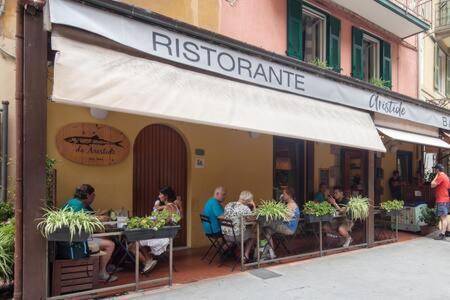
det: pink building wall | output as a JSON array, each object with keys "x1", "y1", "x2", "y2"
[{"x1": 219, "y1": 0, "x2": 418, "y2": 99}]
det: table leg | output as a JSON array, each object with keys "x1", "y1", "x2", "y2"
[
  {"x1": 256, "y1": 222, "x2": 260, "y2": 268},
  {"x1": 240, "y1": 216, "x2": 244, "y2": 271},
  {"x1": 169, "y1": 238, "x2": 173, "y2": 286},
  {"x1": 135, "y1": 241, "x2": 139, "y2": 291},
  {"x1": 319, "y1": 221, "x2": 323, "y2": 257},
  {"x1": 395, "y1": 215, "x2": 399, "y2": 241}
]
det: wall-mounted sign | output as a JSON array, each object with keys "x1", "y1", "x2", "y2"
[
  {"x1": 195, "y1": 157, "x2": 205, "y2": 168},
  {"x1": 56, "y1": 123, "x2": 130, "y2": 166}
]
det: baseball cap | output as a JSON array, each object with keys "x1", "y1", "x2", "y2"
[{"x1": 432, "y1": 163, "x2": 444, "y2": 171}]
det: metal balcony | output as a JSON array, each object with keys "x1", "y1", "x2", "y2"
[{"x1": 331, "y1": 0, "x2": 431, "y2": 38}]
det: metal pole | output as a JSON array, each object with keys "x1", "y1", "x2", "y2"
[
  {"x1": 395, "y1": 215, "x2": 399, "y2": 241},
  {"x1": 240, "y1": 215, "x2": 244, "y2": 271},
  {"x1": 135, "y1": 242, "x2": 139, "y2": 291},
  {"x1": 1, "y1": 101, "x2": 9, "y2": 203},
  {"x1": 319, "y1": 221, "x2": 323, "y2": 257},
  {"x1": 256, "y1": 221, "x2": 260, "y2": 268},
  {"x1": 169, "y1": 238, "x2": 173, "y2": 286}
]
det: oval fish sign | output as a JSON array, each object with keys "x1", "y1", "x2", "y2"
[{"x1": 56, "y1": 123, "x2": 130, "y2": 166}]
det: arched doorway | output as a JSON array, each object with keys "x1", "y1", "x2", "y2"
[{"x1": 133, "y1": 124, "x2": 187, "y2": 246}]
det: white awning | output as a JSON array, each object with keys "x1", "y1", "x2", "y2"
[
  {"x1": 51, "y1": 35, "x2": 386, "y2": 152},
  {"x1": 377, "y1": 126, "x2": 450, "y2": 149}
]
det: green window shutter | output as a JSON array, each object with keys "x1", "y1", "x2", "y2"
[
  {"x1": 327, "y1": 15, "x2": 341, "y2": 73},
  {"x1": 446, "y1": 56, "x2": 450, "y2": 97},
  {"x1": 351, "y1": 27, "x2": 363, "y2": 80},
  {"x1": 434, "y1": 44, "x2": 440, "y2": 91},
  {"x1": 287, "y1": 0, "x2": 303, "y2": 60},
  {"x1": 380, "y1": 41, "x2": 392, "y2": 89}
]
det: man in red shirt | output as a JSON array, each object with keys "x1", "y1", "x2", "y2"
[{"x1": 431, "y1": 163, "x2": 450, "y2": 240}]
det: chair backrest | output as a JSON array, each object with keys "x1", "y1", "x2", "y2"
[
  {"x1": 219, "y1": 218, "x2": 237, "y2": 241},
  {"x1": 200, "y1": 214, "x2": 215, "y2": 235}
]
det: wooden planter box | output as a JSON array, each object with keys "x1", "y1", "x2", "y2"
[
  {"x1": 51, "y1": 256, "x2": 99, "y2": 296},
  {"x1": 47, "y1": 227, "x2": 90, "y2": 242},
  {"x1": 304, "y1": 214, "x2": 333, "y2": 223},
  {"x1": 124, "y1": 225, "x2": 180, "y2": 242}
]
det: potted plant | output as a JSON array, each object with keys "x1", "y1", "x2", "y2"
[
  {"x1": 123, "y1": 210, "x2": 181, "y2": 242},
  {"x1": 346, "y1": 196, "x2": 370, "y2": 222},
  {"x1": 380, "y1": 199, "x2": 404, "y2": 216},
  {"x1": 37, "y1": 207, "x2": 104, "y2": 242},
  {"x1": 303, "y1": 201, "x2": 335, "y2": 223},
  {"x1": 0, "y1": 218, "x2": 15, "y2": 295},
  {"x1": 0, "y1": 202, "x2": 14, "y2": 223},
  {"x1": 419, "y1": 207, "x2": 439, "y2": 236},
  {"x1": 255, "y1": 200, "x2": 290, "y2": 226}
]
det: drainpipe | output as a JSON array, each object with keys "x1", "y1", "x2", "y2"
[
  {"x1": 14, "y1": 1, "x2": 24, "y2": 299},
  {"x1": 1, "y1": 101, "x2": 9, "y2": 203}
]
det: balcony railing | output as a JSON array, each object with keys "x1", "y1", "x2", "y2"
[
  {"x1": 436, "y1": 0, "x2": 450, "y2": 28},
  {"x1": 391, "y1": 0, "x2": 433, "y2": 23}
]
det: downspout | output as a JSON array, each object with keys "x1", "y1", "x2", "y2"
[
  {"x1": 1, "y1": 101, "x2": 9, "y2": 203},
  {"x1": 14, "y1": 1, "x2": 24, "y2": 299}
]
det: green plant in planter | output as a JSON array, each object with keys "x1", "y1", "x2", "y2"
[
  {"x1": 303, "y1": 201, "x2": 335, "y2": 217},
  {"x1": 255, "y1": 200, "x2": 290, "y2": 222},
  {"x1": 346, "y1": 196, "x2": 369, "y2": 221},
  {"x1": 0, "y1": 202, "x2": 14, "y2": 223},
  {"x1": 127, "y1": 209, "x2": 181, "y2": 230},
  {"x1": 37, "y1": 207, "x2": 104, "y2": 241},
  {"x1": 0, "y1": 219, "x2": 15, "y2": 281},
  {"x1": 419, "y1": 207, "x2": 439, "y2": 226},
  {"x1": 369, "y1": 77, "x2": 390, "y2": 89},
  {"x1": 380, "y1": 199, "x2": 404, "y2": 212},
  {"x1": 309, "y1": 58, "x2": 332, "y2": 70}
]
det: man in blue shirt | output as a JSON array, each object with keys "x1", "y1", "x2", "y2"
[
  {"x1": 202, "y1": 187, "x2": 226, "y2": 235},
  {"x1": 314, "y1": 183, "x2": 329, "y2": 203}
]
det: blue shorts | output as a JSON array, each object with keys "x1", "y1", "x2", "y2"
[{"x1": 436, "y1": 203, "x2": 450, "y2": 217}]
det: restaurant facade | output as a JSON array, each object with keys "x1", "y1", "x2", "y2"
[{"x1": 13, "y1": 0, "x2": 450, "y2": 298}]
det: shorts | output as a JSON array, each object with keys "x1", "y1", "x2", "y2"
[
  {"x1": 436, "y1": 202, "x2": 450, "y2": 217},
  {"x1": 264, "y1": 223, "x2": 295, "y2": 236}
]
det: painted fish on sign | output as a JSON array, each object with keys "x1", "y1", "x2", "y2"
[{"x1": 56, "y1": 123, "x2": 130, "y2": 166}]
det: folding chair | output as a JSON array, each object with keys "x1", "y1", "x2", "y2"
[
  {"x1": 200, "y1": 214, "x2": 225, "y2": 264},
  {"x1": 218, "y1": 218, "x2": 241, "y2": 271},
  {"x1": 270, "y1": 217, "x2": 301, "y2": 255}
]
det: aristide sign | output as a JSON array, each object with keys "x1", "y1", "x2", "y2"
[{"x1": 50, "y1": 0, "x2": 450, "y2": 129}]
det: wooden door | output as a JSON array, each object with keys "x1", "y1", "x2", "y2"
[
  {"x1": 342, "y1": 149, "x2": 368, "y2": 197},
  {"x1": 133, "y1": 124, "x2": 187, "y2": 246}
]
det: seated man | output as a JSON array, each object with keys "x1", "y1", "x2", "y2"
[
  {"x1": 324, "y1": 187, "x2": 354, "y2": 248},
  {"x1": 314, "y1": 183, "x2": 329, "y2": 203},
  {"x1": 202, "y1": 186, "x2": 226, "y2": 235},
  {"x1": 64, "y1": 184, "x2": 117, "y2": 282}
]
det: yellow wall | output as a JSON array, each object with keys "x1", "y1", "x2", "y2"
[
  {"x1": 47, "y1": 102, "x2": 273, "y2": 248},
  {"x1": 122, "y1": 0, "x2": 220, "y2": 32},
  {"x1": 380, "y1": 143, "x2": 419, "y2": 202}
]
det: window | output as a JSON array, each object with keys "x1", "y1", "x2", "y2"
[
  {"x1": 287, "y1": 0, "x2": 341, "y2": 72},
  {"x1": 362, "y1": 34, "x2": 380, "y2": 82},
  {"x1": 302, "y1": 7, "x2": 326, "y2": 63},
  {"x1": 352, "y1": 27, "x2": 391, "y2": 88},
  {"x1": 434, "y1": 44, "x2": 447, "y2": 95}
]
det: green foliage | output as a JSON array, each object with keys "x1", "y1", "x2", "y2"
[
  {"x1": 369, "y1": 77, "x2": 389, "y2": 89},
  {"x1": 255, "y1": 200, "x2": 290, "y2": 222},
  {"x1": 419, "y1": 207, "x2": 439, "y2": 226},
  {"x1": 309, "y1": 58, "x2": 331, "y2": 70},
  {"x1": 346, "y1": 196, "x2": 369, "y2": 221},
  {"x1": 0, "y1": 202, "x2": 14, "y2": 223},
  {"x1": 0, "y1": 219, "x2": 15, "y2": 281},
  {"x1": 37, "y1": 207, "x2": 104, "y2": 241},
  {"x1": 46, "y1": 156, "x2": 57, "y2": 206},
  {"x1": 303, "y1": 201, "x2": 335, "y2": 217},
  {"x1": 127, "y1": 209, "x2": 181, "y2": 230},
  {"x1": 381, "y1": 200, "x2": 404, "y2": 212},
  {"x1": 424, "y1": 171, "x2": 435, "y2": 183}
]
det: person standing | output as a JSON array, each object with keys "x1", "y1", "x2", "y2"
[
  {"x1": 389, "y1": 170, "x2": 402, "y2": 200},
  {"x1": 430, "y1": 164, "x2": 450, "y2": 240},
  {"x1": 202, "y1": 186, "x2": 226, "y2": 235}
]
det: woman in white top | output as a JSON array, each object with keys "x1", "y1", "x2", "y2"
[{"x1": 130, "y1": 186, "x2": 181, "y2": 273}]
